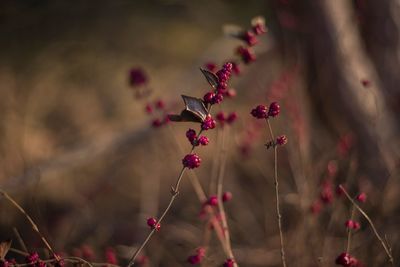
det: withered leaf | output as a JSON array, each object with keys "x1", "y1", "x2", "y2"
[
  {"x1": 0, "y1": 239, "x2": 11, "y2": 260},
  {"x1": 200, "y1": 68, "x2": 219, "y2": 88},
  {"x1": 168, "y1": 95, "x2": 208, "y2": 123}
]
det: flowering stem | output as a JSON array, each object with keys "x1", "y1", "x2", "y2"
[
  {"x1": 166, "y1": 124, "x2": 230, "y2": 255},
  {"x1": 265, "y1": 119, "x2": 287, "y2": 267},
  {"x1": 0, "y1": 189, "x2": 60, "y2": 261},
  {"x1": 128, "y1": 167, "x2": 186, "y2": 266},
  {"x1": 216, "y1": 126, "x2": 238, "y2": 266},
  {"x1": 339, "y1": 185, "x2": 394, "y2": 266}
]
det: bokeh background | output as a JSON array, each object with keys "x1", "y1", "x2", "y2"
[{"x1": 1, "y1": 0, "x2": 399, "y2": 266}]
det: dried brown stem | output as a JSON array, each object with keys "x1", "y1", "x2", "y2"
[
  {"x1": 266, "y1": 119, "x2": 287, "y2": 267},
  {"x1": 216, "y1": 126, "x2": 237, "y2": 266},
  {"x1": 0, "y1": 189, "x2": 60, "y2": 261},
  {"x1": 339, "y1": 185, "x2": 394, "y2": 266},
  {"x1": 13, "y1": 227, "x2": 28, "y2": 253},
  {"x1": 346, "y1": 205, "x2": 356, "y2": 253},
  {"x1": 128, "y1": 167, "x2": 186, "y2": 266}
]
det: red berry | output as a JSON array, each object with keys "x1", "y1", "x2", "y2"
[
  {"x1": 222, "y1": 192, "x2": 232, "y2": 202},
  {"x1": 243, "y1": 30, "x2": 258, "y2": 46},
  {"x1": 147, "y1": 217, "x2": 160, "y2": 230},
  {"x1": 186, "y1": 129, "x2": 197, "y2": 142},
  {"x1": 356, "y1": 192, "x2": 367, "y2": 203},
  {"x1": 231, "y1": 62, "x2": 241, "y2": 75},
  {"x1": 207, "y1": 195, "x2": 218, "y2": 206},
  {"x1": 320, "y1": 188, "x2": 334, "y2": 204},
  {"x1": 227, "y1": 112, "x2": 238, "y2": 124},
  {"x1": 187, "y1": 254, "x2": 201, "y2": 264},
  {"x1": 327, "y1": 160, "x2": 338, "y2": 177},
  {"x1": 216, "y1": 111, "x2": 226, "y2": 121},
  {"x1": 268, "y1": 102, "x2": 280, "y2": 117},
  {"x1": 198, "y1": 136, "x2": 209, "y2": 146},
  {"x1": 253, "y1": 23, "x2": 267, "y2": 35},
  {"x1": 203, "y1": 92, "x2": 216, "y2": 104},
  {"x1": 353, "y1": 221, "x2": 361, "y2": 230},
  {"x1": 345, "y1": 220, "x2": 354, "y2": 229},
  {"x1": 225, "y1": 88, "x2": 236, "y2": 98},
  {"x1": 251, "y1": 105, "x2": 268, "y2": 119},
  {"x1": 182, "y1": 154, "x2": 202, "y2": 169},
  {"x1": 276, "y1": 135, "x2": 288, "y2": 146},
  {"x1": 237, "y1": 46, "x2": 256, "y2": 64},
  {"x1": 201, "y1": 115, "x2": 216, "y2": 130},
  {"x1": 223, "y1": 258, "x2": 235, "y2": 267},
  {"x1": 145, "y1": 103, "x2": 153, "y2": 114},
  {"x1": 310, "y1": 200, "x2": 322, "y2": 215},
  {"x1": 129, "y1": 68, "x2": 148, "y2": 87},
  {"x1": 152, "y1": 118, "x2": 163, "y2": 128}
]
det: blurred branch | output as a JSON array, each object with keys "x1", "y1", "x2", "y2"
[{"x1": 4, "y1": 122, "x2": 152, "y2": 191}]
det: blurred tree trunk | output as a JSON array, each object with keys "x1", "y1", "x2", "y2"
[{"x1": 287, "y1": 0, "x2": 399, "y2": 187}]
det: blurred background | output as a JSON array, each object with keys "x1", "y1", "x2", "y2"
[{"x1": 0, "y1": 0, "x2": 399, "y2": 266}]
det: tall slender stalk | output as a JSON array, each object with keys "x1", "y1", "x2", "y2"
[
  {"x1": 265, "y1": 119, "x2": 287, "y2": 267},
  {"x1": 128, "y1": 167, "x2": 186, "y2": 266},
  {"x1": 346, "y1": 206, "x2": 355, "y2": 253},
  {"x1": 216, "y1": 126, "x2": 238, "y2": 266},
  {"x1": 128, "y1": 126, "x2": 208, "y2": 266},
  {"x1": 339, "y1": 185, "x2": 394, "y2": 266}
]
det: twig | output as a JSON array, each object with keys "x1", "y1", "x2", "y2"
[
  {"x1": 339, "y1": 185, "x2": 394, "y2": 266},
  {"x1": 0, "y1": 189, "x2": 60, "y2": 261},
  {"x1": 13, "y1": 227, "x2": 28, "y2": 253},
  {"x1": 166, "y1": 124, "x2": 230, "y2": 255},
  {"x1": 128, "y1": 167, "x2": 186, "y2": 266},
  {"x1": 265, "y1": 119, "x2": 287, "y2": 267},
  {"x1": 346, "y1": 205, "x2": 356, "y2": 253}
]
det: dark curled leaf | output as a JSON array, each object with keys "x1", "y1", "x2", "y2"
[
  {"x1": 200, "y1": 68, "x2": 219, "y2": 88},
  {"x1": 168, "y1": 95, "x2": 208, "y2": 123}
]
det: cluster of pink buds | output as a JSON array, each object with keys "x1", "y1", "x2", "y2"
[
  {"x1": 186, "y1": 129, "x2": 209, "y2": 147},
  {"x1": 251, "y1": 102, "x2": 280, "y2": 119},
  {"x1": 128, "y1": 67, "x2": 171, "y2": 128},
  {"x1": 147, "y1": 217, "x2": 161, "y2": 231},
  {"x1": 335, "y1": 252, "x2": 363, "y2": 267},
  {"x1": 310, "y1": 161, "x2": 343, "y2": 214},
  {"x1": 182, "y1": 154, "x2": 202, "y2": 169},
  {"x1": 234, "y1": 17, "x2": 266, "y2": 65},
  {"x1": 187, "y1": 247, "x2": 206, "y2": 265},
  {"x1": 25, "y1": 252, "x2": 46, "y2": 267},
  {"x1": 128, "y1": 68, "x2": 151, "y2": 99},
  {"x1": 251, "y1": 102, "x2": 287, "y2": 149},
  {"x1": 201, "y1": 115, "x2": 217, "y2": 130},
  {"x1": 203, "y1": 62, "x2": 234, "y2": 105},
  {"x1": 145, "y1": 99, "x2": 170, "y2": 128}
]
